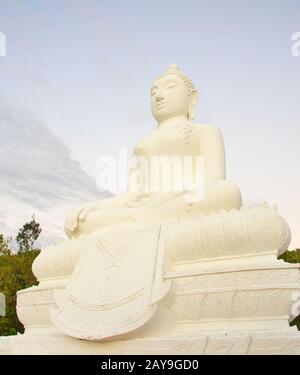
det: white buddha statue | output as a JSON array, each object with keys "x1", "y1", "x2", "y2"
[
  {"x1": 65, "y1": 64, "x2": 242, "y2": 238},
  {"x1": 8, "y1": 65, "x2": 298, "y2": 354}
]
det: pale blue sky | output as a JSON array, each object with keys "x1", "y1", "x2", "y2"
[{"x1": 0, "y1": 0, "x2": 299, "y2": 246}]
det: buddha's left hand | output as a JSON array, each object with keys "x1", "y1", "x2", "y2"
[{"x1": 78, "y1": 202, "x2": 100, "y2": 221}]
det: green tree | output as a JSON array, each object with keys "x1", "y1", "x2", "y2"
[
  {"x1": 0, "y1": 235, "x2": 12, "y2": 256},
  {"x1": 0, "y1": 217, "x2": 42, "y2": 335},
  {"x1": 0, "y1": 249, "x2": 40, "y2": 336},
  {"x1": 278, "y1": 248, "x2": 300, "y2": 264},
  {"x1": 16, "y1": 215, "x2": 41, "y2": 253}
]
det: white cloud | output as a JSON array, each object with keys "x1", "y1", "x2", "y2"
[{"x1": 0, "y1": 105, "x2": 111, "y2": 245}]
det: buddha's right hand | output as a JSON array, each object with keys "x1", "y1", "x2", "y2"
[{"x1": 64, "y1": 202, "x2": 99, "y2": 233}]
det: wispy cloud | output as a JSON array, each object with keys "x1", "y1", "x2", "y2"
[{"x1": 0, "y1": 105, "x2": 110, "y2": 243}]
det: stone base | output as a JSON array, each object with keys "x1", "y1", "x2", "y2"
[
  {"x1": 16, "y1": 254, "x2": 300, "y2": 336},
  {"x1": 1, "y1": 205, "x2": 298, "y2": 355},
  {"x1": 1, "y1": 330, "x2": 300, "y2": 355}
]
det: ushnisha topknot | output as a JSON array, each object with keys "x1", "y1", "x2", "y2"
[{"x1": 157, "y1": 64, "x2": 198, "y2": 97}]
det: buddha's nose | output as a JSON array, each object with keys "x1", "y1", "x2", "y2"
[
  {"x1": 156, "y1": 92, "x2": 165, "y2": 102},
  {"x1": 156, "y1": 87, "x2": 165, "y2": 101}
]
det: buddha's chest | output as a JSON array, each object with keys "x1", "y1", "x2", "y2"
[{"x1": 136, "y1": 126, "x2": 199, "y2": 157}]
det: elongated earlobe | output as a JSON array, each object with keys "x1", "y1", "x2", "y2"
[
  {"x1": 188, "y1": 105, "x2": 195, "y2": 120},
  {"x1": 188, "y1": 92, "x2": 198, "y2": 121}
]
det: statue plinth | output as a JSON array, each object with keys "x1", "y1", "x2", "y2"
[{"x1": 1, "y1": 204, "x2": 299, "y2": 354}]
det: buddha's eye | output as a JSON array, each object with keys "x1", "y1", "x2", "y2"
[
  {"x1": 151, "y1": 89, "x2": 158, "y2": 96},
  {"x1": 166, "y1": 84, "x2": 178, "y2": 89}
]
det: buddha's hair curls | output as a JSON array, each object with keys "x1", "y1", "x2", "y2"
[{"x1": 158, "y1": 64, "x2": 198, "y2": 97}]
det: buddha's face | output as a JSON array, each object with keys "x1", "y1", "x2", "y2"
[{"x1": 151, "y1": 74, "x2": 191, "y2": 123}]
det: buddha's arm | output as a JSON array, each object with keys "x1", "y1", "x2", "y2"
[
  {"x1": 76, "y1": 143, "x2": 146, "y2": 212},
  {"x1": 126, "y1": 140, "x2": 153, "y2": 200},
  {"x1": 89, "y1": 192, "x2": 135, "y2": 208},
  {"x1": 90, "y1": 144, "x2": 150, "y2": 209},
  {"x1": 64, "y1": 146, "x2": 145, "y2": 233},
  {"x1": 64, "y1": 192, "x2": 135, "y2": 234},
  {"x1": 192, "y1": 124, "x2": 241, "y2": 209},
  {"x1": 196, "y1": 124, "x2": 226, "y2": 185}
]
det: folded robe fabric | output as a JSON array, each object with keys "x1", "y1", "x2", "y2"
[{"x1": 51, "y1": 224, "x2": 171, "y2": 340}]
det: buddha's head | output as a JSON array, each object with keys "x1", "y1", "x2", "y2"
[{"x1": 151, "y1": 64, "x2": 198, "y2": 123}]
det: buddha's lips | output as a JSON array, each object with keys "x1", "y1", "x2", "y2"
[{"x1": 156, "y1": 101, "x2": 167, "y2": 109}]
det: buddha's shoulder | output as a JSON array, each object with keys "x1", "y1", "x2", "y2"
[{"x1": 192, "y1": 123, "x2": 223, "y2": 138}]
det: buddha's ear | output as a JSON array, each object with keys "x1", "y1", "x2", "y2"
[{"x1": 188, "y1": 91, "x2": 198, "y2": 121}]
